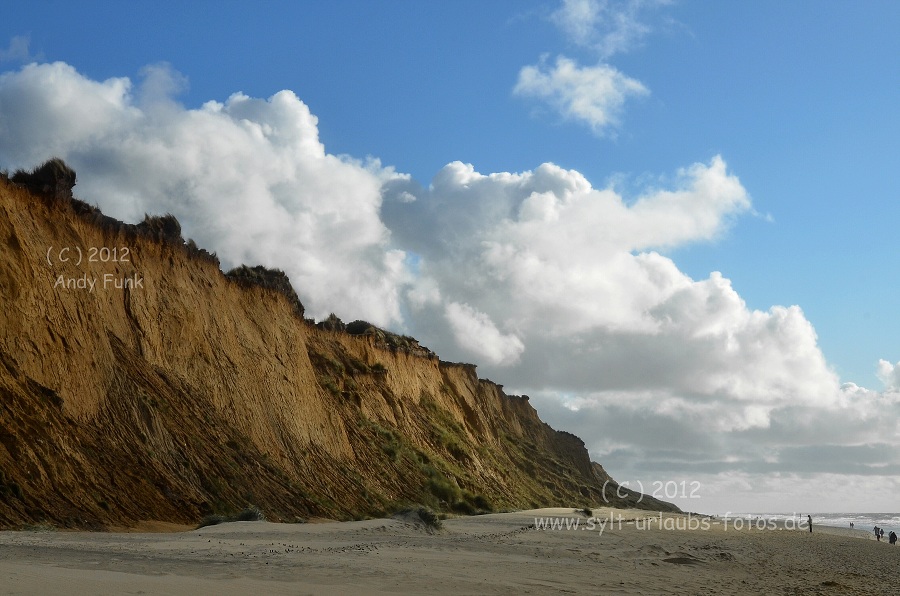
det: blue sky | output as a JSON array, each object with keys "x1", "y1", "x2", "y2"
[
  {"x1": 12, "y1": 0, "x2": 893, "y2": 384},
  {"x1": 2, "y1": 1, "x2": 899, "y2": 512}
]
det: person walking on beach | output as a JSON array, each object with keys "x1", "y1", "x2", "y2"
[
  {"x1": 807, "y1": 515, "x2": 812, "y2": 533},
  {"x1": 874, "y1": 526, "x2": 881, "y2": 541},
  {"x1": 889, "y1": 531, "x2": 897, "y2": 545}
]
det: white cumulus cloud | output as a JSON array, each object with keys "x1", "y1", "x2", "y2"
[
  {"x1": 0, "y1": 61, "x2": 409, "y2": 325},
  {"x1": 0, "y1": 35, "x2": 40, "y2": 64},
  {"x1": 445, "y1": 302, "x2": 525, "y2": 366},
  {"x1": 551, "y1": 0, "x2": 658, "y2": 59},
  {"x1": 877, "y1": 359, "x2": 900, "y2": 391},
  {"x1": 516, "y1": 0, "x2": 671, "y2": 135},
  {"x1": 383, "y1": 157, "x2": 837, "y2": 423},
  {"x1": 515, "y1": 55, "x2": 648, "y2": 135}
]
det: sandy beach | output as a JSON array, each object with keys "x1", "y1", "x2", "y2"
[{"x1": 0, "y1": 508, "x2": 895, "y2": 595}]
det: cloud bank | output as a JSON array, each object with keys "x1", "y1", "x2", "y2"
[
  {"x1": 382, "y1": 156, "x2": 838, "y2": 417},
  {"x1": 2, "y1": 59, "x2": 898, "y2": 512}
]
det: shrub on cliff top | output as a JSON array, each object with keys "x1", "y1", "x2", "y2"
[
  {"x1": 136, "y1": 213, "x2": 183, "y2": 243},
  {"x1": 11, "y1": 157, "x2": 76, "y2": 201},
  {"x1": 225, "y1": 264, "x2": 305, "y2": 318},
  {"x1": 316, "y1": 313, "x2": 346, "y2": 332},
  {"x1": 345, "y1": 320, "x2": 437, "y2": 358},
  {"x1": 185, "y1": 238, "x2": 221, "y2": 267},
  {"x1": 346, "y1": 320, "x2": 378, "y2": 336}
]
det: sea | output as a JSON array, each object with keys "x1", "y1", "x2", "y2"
[{"x1": 731, "y1": 513, "x2": 900, "y2": 534}]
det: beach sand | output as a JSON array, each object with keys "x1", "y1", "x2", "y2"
[{"x1": 1, "y1": 508, "x2": 895, "y2": 595}]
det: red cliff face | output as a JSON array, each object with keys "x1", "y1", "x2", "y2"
[{"x1": 0, "y1": 175, "x2": 677, "y2": 529}]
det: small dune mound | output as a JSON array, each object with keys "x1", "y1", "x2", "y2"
[
  {"x1": 197, "y1": 506, "x2": 266, "y2": 529},
  {"x1": 391, "y1": 507, "x2": 444, "y2": 532}
]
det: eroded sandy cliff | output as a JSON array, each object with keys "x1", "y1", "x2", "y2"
[{"x1": 0, "y1": 174, "x2": 676, "y2": 529}]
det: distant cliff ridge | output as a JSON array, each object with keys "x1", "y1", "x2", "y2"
[{"x1": 0, "y1": 162, "x2": 677, "y2": 529}]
